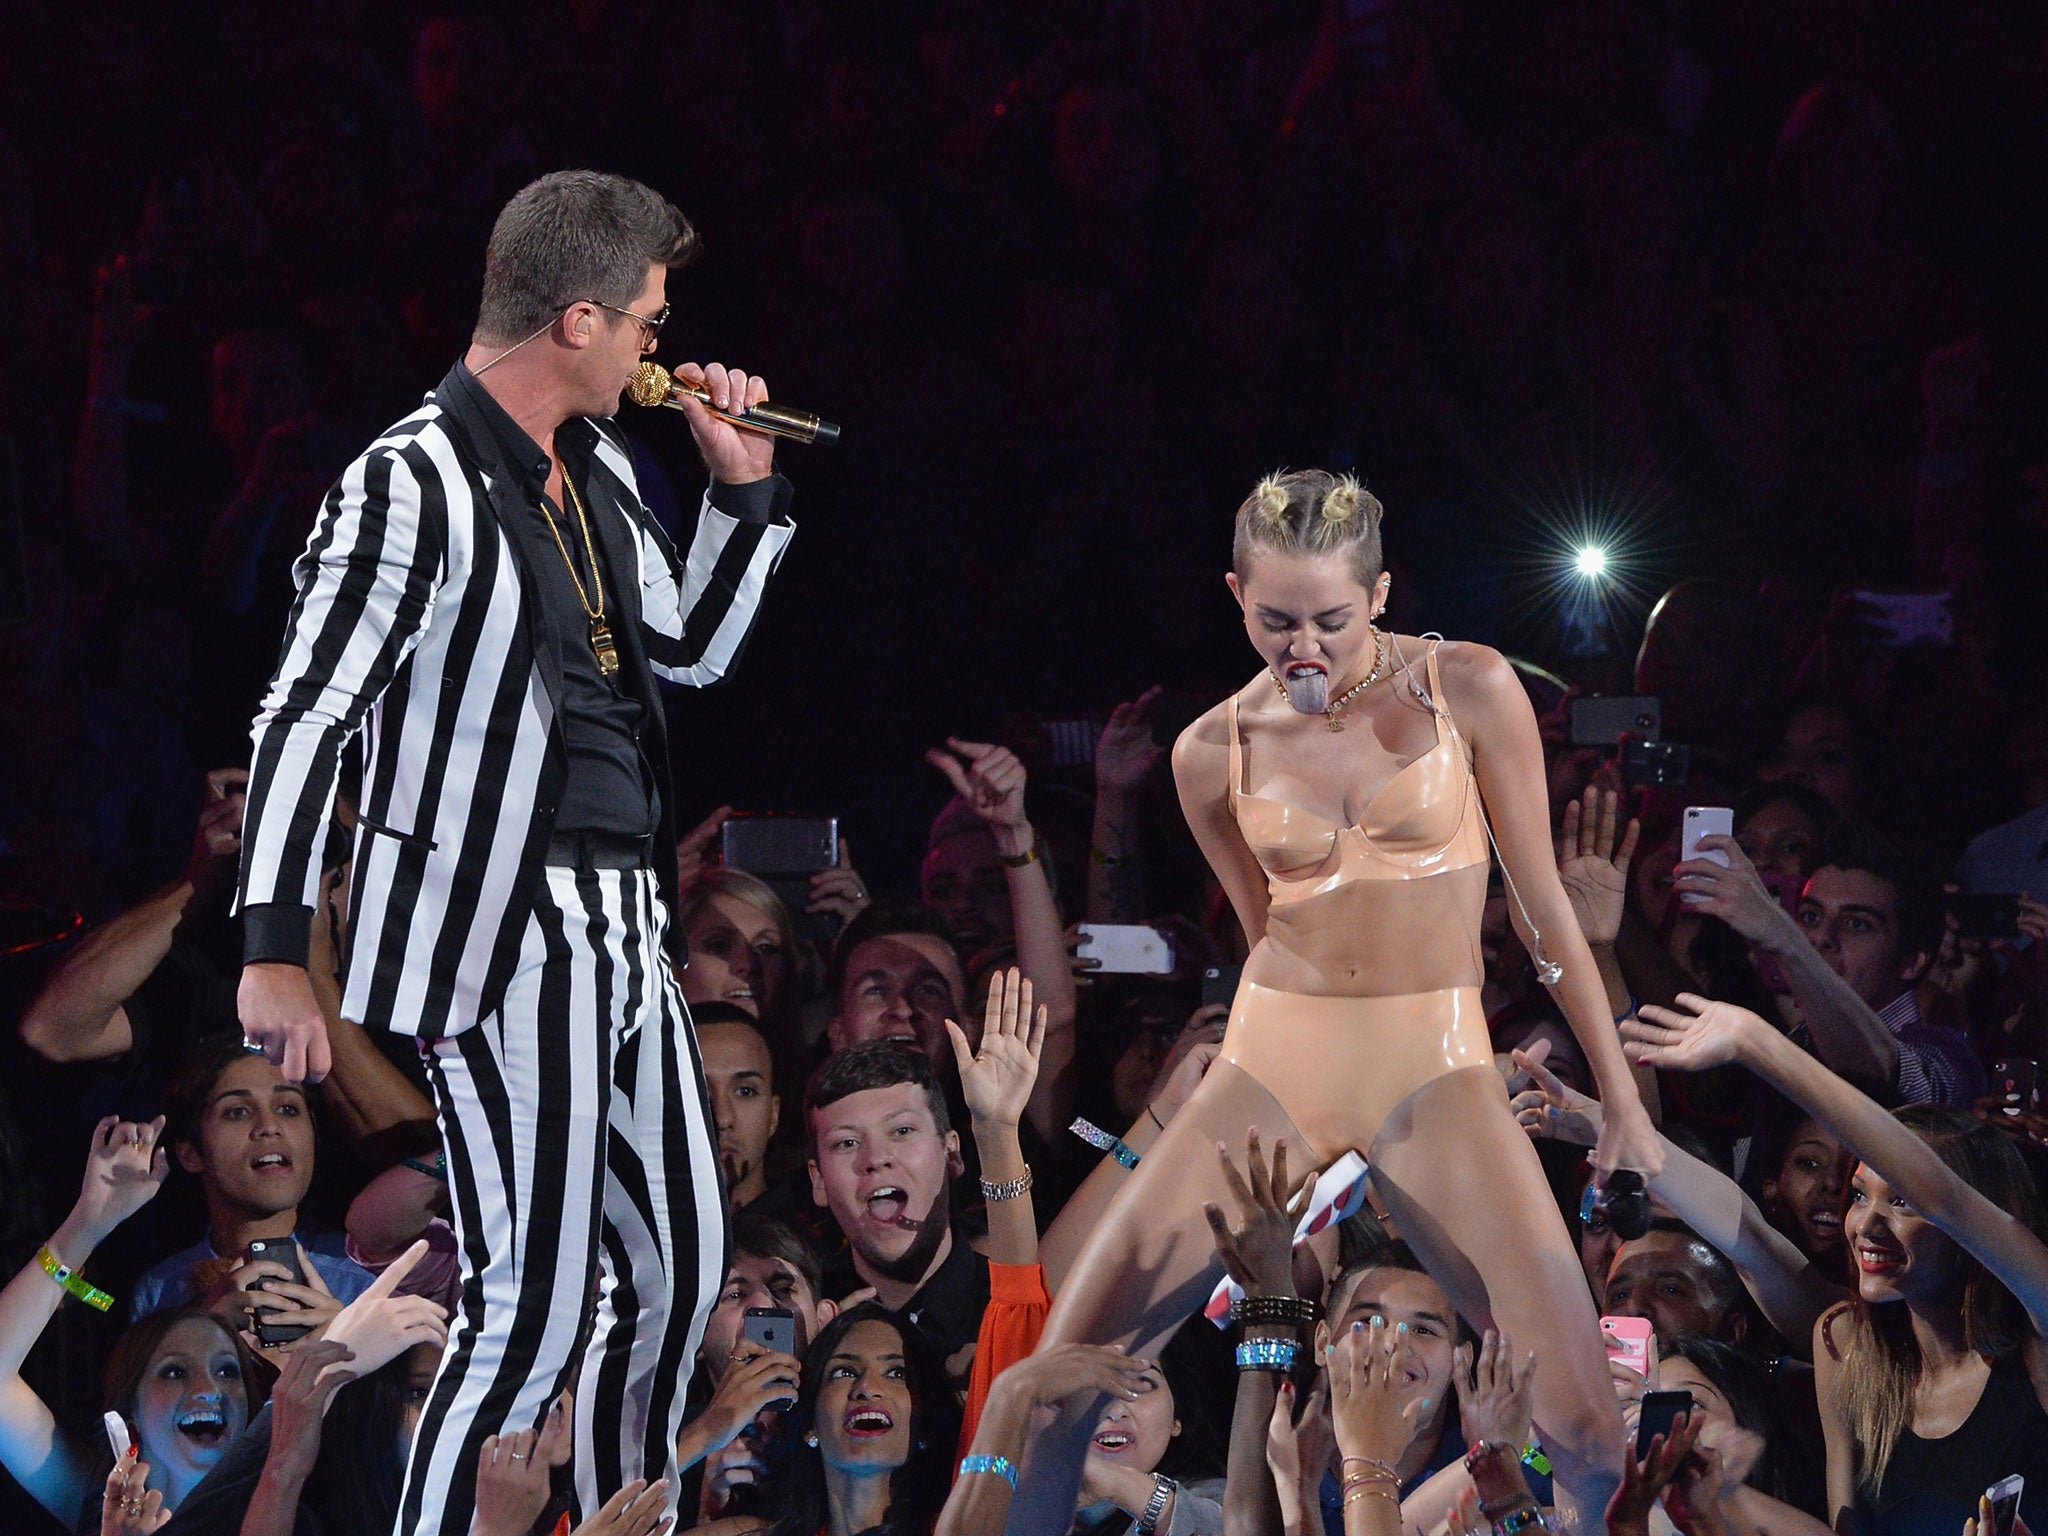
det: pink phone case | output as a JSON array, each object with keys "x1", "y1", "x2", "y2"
[{"x1": 1601, "y1": 1315, "x2": 1657, "y2": 1380}]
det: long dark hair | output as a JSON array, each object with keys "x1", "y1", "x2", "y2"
[
  {"x1": 300, "y1": 1350, "x2": 422, "y2": 1536},
  {"x1": 762, "y1": 1303, "x2": 957, "y2": 1536},
  {"x1": 1663, "y1": 1334, "x2": 1785, "y2": 1500}
]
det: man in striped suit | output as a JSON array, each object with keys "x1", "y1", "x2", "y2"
[{"x1": 234, "y1": 170, "x2": 793, "y2": 1536}]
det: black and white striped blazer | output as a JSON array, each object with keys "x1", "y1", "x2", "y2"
[{"x1": 236, "y1": 363, "x2": 793, "y2": 1039}]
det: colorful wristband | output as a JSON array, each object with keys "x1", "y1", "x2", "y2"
[
  {"x1": 1234, "y1": 1337, "x2": 1299, "y2": 1372},
  {"x1": 1522, "y1": 1440, "x2": 1552, "y2": 1476},
  {"x1": 1070, "y1": 1117, "x2": 1140, "y2": 1169},
  {"x1": 1494, "y1": 1507, "x2": 1548, "y2": 1536},
  {"x1": 37, "y1": 1245, "x2": 114, "y2": 1313},
  {"x1": 959, "y1": 1453, "x2": 1018, "y2": 1489}
]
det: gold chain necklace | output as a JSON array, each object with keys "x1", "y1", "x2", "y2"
[
  {"x1": 540, "y1": 464, "x2": 620, "y2": 678},
  {"x1": 1270, "y1": 624, "x2": 1387, "y2": 731}
]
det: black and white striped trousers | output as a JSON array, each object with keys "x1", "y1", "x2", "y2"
[{"x1": 396, "y1": 864, "x2": 727, "y2": 1536}]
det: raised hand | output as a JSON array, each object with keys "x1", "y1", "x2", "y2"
[
  {"x1": 187, "y1": 769, "x2": 249, "y2": 887},
  {"x1": 672, "y1": 359, "x2": 774, "y2": 485},
  {"x1": 1454, "y1": 1330, "x2": 1537, "y2": 1453},
  {"x1": 1095, "y1": 688, "x2": 1168, "y2": 797},
  {"x1": 1671, "y1": 836, "x2": 1793, "y2": 947},
  {"x1": 807, "y1": 837, "x2": 872, "y2": 928},
  {"x1": 927, "y1": 739, "x2": 1029, "y2": 832},
  {"x1": 1622, "y1": 995, "x2": 1769, "y2": 1074},
  {"x1": 264, "y1": 1338, "x2": 358, "y2": 1481},
  {"x1": 1329, "y1": 1316, "x2": 1421, "y2": 1468},
  {"x1": 99, "y1": 1449, "x2": 167, "y2": 1536},
  {"x1": 983, "y1": 1343, "x2": 1149, "y2": 1421},
  {"x1": 1508, "y1": 1049, "x2": 1600, "y2": 1149},
  {"x1": 675, "y1": 805, "x2": 732, "y2": 891},
  {"x1": 946, "y1": 968, "x2": 1045, "y2": 1129},
  {"x1": 472, "y1": 1393, "x2": 574, "y2": 1536},
  {"x1": 73, "y1": 1117, "x2": 170, "y2": 1243},
  {"x1": 1604, "y1": 1413, "x2": 1702, "y2": 1536},
  {"x1": 320, "y1": 1240, "x2": 450, "y2": 1375},
  {"x1": 1145, "y1": 1006, "x2": 1228, "y2": 1125},
  {"x1": 1555, "y1": 786, "x2": 1639, "y2": 948},
  {"x1": 688, "y1": 1347, "x2": 801, "y2": 1458},
  {"x1": 1203, "y1": 1128, "x2": 1318, "y2": 1299}
]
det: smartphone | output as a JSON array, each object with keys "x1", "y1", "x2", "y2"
[
  {"x1": 1853, "y1": 590, "x2": 1954, "y2": 648},
  {"x1": 103, "y1": 1410, "x2": 131, "y2": 1462},
  {"x1": 245, "y1": 1238, "x2": 313, "y2": 1345},
  {"x1": 1992, "y1": 1060, "x2": 2037, "y2": 1118},
  {"x1": 1569, "y1": 695, "x2": 1661, "y2": 748},
  {"x1": 1622, "y1": 739, "x2": 1691, "y2": 788},
  {"x1": 1076, "y1": 923, "x2": 1175, "y2": 975},
  {"x1": 741, "y1": 1306, "x2": 796, "y2": 1355},
  {"x1": 1952, "y1": 892, "x2": 2024, "y2": 942},
  {"x1": 1987, "y1": 1475, "x2": 2024, "y2": 1536},
  {"x1": 1041, "y1": 718, "x2": 1099, "y2": 769},
  {"x1": 1636, "y1": 1389, "x2": 1694, "y2": 1460},
  {"x1": 720, "y1": 815, "x2": 838, "y2": 876},
  {"x1": 1680, "y1": 807, "x2": 1734, "y2": 906},
  {"x1": 1201, "y1": 964, "x2": 1244, "y2": 1010},
  {"x1": 1600, "y1": 1315, "x2": 1657, "y2": 1383}
]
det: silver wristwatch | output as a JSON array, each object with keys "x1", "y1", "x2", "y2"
[{"x1": 1135, "y1": 1473, "x2": 1175, "y2": 1534}]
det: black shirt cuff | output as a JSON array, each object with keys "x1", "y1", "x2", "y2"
[
  {"x1": 709, "y1": 473, "x2": 793, "y2": 526},
  {"x1": 242, "y1": 903, "x2": 314, "y2": 968}
]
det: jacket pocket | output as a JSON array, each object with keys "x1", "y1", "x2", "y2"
[{"x1": 354, "y1": 813, "x2": 439, "y2": 852}]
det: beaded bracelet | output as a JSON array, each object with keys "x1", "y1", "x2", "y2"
[
  {"x1": 980, "y1": 1166, "x2": 1033, "y2": 1202},
  {"x1": 958, "y1": 1454, "x2": 1018, "y2": 1490},
  {"x1": 1070, "y1": 1117, "x2": 1140, "y2": 1170},
  {"x1": 1234, "y1": 1337, "x2": 1299, "y2": 1372},
  {"x1": 1230, "y1": 1293, "x2": 1321, "y2": 1328},
  {"x1": 37, "y1": 1246, "x2": 114, "y2": 1313}
]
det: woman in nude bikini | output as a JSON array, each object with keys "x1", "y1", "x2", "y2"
[{"x1": 1011, "y1": 470, "x2": 1664, "y2": 1533}]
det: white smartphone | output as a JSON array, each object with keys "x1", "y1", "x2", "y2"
[
  {"x1": 1074, "y1": 923, "x2": 1176, "y2": 975},
  {"x1": 103, "y1": 1409, "x2": 130, "y2": 1462},
  {"x1": 1987, "y1": 1475, "x2": 2024, "y2": 1536},
  {"x1": 1680, "y1": 806, "x2": 1734, "y2": 906}
]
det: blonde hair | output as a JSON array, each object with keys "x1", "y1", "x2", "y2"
[{"x1": 1232, "y1": 468, "x2": 1385, "y2": 584}]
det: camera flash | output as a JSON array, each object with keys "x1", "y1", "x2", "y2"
[{"x1": 1573, "y1": 545, "x2": 1608, "y2": 579}]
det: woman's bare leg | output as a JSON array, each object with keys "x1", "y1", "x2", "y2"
[
  {"x1": 1369, "y1": 1065, "x2": 1622, "y2": 1534},
  {"x1": 1004, "y1": 1060, "x2": 1312, "y2": 1536}
]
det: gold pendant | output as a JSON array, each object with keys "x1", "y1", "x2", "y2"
[
  {"x1": 590, "y1": 618, "x2": 620, "y2": 678},
  {"x1": 1326, "y1": 713, "x2": 1344, "y2": 732}
]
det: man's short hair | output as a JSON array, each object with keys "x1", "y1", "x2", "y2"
[
  {"x1": 1618, "y1": 1218, "x2": 1746, "y2": 1320},
  {"x1": 730, "y1": 1212, "x2": 823, "y2": 1304},
  {"x1": 475, "y1": 170, "x2": 698, "y2": 343},
  {"x1": 165, "y1": 1033, "x2": 309, "y2": 1150},
  {"x1": 825, "y1": 901, "x2": 960, "y2": 1004},
  {"x1": 803, "y1": 1039, "x2": 951, "y2": 1155},
  {"x1": 1814, "y1": 821, "x2": 1944, "y2": 962}
]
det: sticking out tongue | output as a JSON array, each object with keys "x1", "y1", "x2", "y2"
[{"x1": 1283, "y1": 667, "x2": 1329, "y2": 715}]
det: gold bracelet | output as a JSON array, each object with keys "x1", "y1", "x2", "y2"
[
  {"x1": 1345, "y1": 1486, "x2": 1400, "y2": 1507},
  {"x1": 1342, "y1": 1455, "x2": 1399, "y2": 1479},
  {"x1": 998, "y1": 837, "x2": 1040, "y2": 869}
]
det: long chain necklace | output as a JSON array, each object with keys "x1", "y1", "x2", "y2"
[
  {"x1": 1270, "y1": 624, "x2": 1387, "y2": 731},
  {"x1": 540, "y1": 464, "x2": 620, "y2": 678}
]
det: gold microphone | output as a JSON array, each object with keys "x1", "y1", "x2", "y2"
[{"x1": 625, "y1": 362, "x2": 841, "y2": 446}]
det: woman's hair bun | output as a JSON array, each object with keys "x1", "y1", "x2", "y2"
[
  {"x1": 1254, "y1": 474, "x2": 1290, "y2": 523},
  {"x1": 1320, "y1": 475, "x2": 1362, "y2": 524}
]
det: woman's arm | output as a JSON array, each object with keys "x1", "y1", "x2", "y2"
[
  {"x1": 1452, "y1": 644, "x2": 1661, "y2": 1176},
  {"x1": 1171, "y1": 705, "x2": 1272, "y2": 950},
  {"x1": 1, "y1": 1119, "x2": 168, "y2": 1520},
  {"x1": 1809, "y1": 1306, "x2": 1857, "y2": 1528},
  {"x1": 1089, "y1": 689, "x2": 1167, "y2": 923},
  {"x1": 1627, "y1": 998, "x2": 2048, "y2": 1335}
]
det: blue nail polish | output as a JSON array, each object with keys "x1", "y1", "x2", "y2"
[
  {"x1": 1396, "y1": 1321, "x2": 1409, "y2": 1335},
  {"x1": 1352, "y1": 1320, "x2": 1364, "y2": 1333}
]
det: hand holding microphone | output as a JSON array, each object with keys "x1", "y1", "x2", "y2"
[{"x1": 627, "y1": 360, "x2": 841, "y2": 464}]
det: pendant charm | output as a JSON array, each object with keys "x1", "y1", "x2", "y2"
[
  {"x1": 590, "y1": 618, "x2": 620, "y2": 678},
  {"x1": 1325, "y1": 712, "x2": 1344, "y2": 732},
  {"x1": 1535, "y1": 958, "x2": 1564, "y2": 986}
]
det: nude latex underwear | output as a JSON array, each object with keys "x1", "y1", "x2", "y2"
[{"x1": 1222, "y1": 641, "x2": 1496, "y2": 1163}]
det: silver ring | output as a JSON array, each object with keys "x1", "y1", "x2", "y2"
[
  {"x1": 241, "y1": 1036, "x2": 266, "y2": 1054},
  {"x1": 508, "y1": 1452, "x2": 526, "y2": 1462}
]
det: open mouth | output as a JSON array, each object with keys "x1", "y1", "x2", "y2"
[
  {"x1": 844, "y1": 1407, "x2": 894, "y2": 1437},
  {"x1": 1091, "y1": 1429, "x2": 1134, "y2": 1454},
  {"x1": 1805, "y1": 1211, "x2": 1843, "y2": 1242},
  {"x1": 176, "y1": 1408, "x2": 228, "y2": 1448},
  {"x1": 864, "y1": 1186, "x2": 909, "y2": 1226},
  {"x1": 1280, "y1": 663, "x2": 1330, "y2": 715},
  {"x1": 249, "y1": 1153, "x2": 292, "y2": 1174},
  {"x1": 724, "y1": 987, "x2": 754, "y2": 1002}
]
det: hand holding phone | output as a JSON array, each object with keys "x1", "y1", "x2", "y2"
[
  {"x1": 1680, "y1": 807, "x2": 1733, "y2": 906},
  {"x1": 103, "y1": 1409, "x2": 132, "y2": 1462},
  {"x1": 1601, "y1": 1315, "x2": 1657, "y2": 1384},
  {"x1": 1075, "y1": 924, "x2": 1175, "y2": 976},
  {"x1": 1986, "y1": 1475, "x2": 2024, "y2": 1536},
  {"x1": 244, "y1": 1238, "x2": 314, "y2": 1345},
  {"x1": 1635, "y1": 1389, "x2": 1693, "y2": 1460}
]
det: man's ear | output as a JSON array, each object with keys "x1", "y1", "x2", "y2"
[
  {"x1": 175, "y1": 1140, "x2": 205, "y2": 1176},
  {"x1": 826, "y1": 1015, "x2": 848, "y2": 1053},
  {"x1": 1313, "y1": 1318, "x2": 1331, "y2": 1358},
  {"x1": 767, "y1": 1093, "x2": 782, "y2": 1143},
  {"x1": 816, "y1": 1296, "x2": 840, "y2": 1330},
  {"x1": 945, "y1": 1129, "x2": 963, "y2": 1181},
  {"x1": 809, "y1": 1159, "x2": 827, "y2": 1208},
  {"x1": 1898, "y1": 945, "x2": 1933, "y2": 986}
]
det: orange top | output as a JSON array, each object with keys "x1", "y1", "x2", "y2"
[
  {"x1": 1229, "y1": 640, "x2": 1488, "y2": 893},
  {"x1": 955, "y1": 1261, "x2": 1052, "y2": 1464}
]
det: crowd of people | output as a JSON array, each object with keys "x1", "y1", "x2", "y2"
[{"x1": 5, "y1": 2, "x2": 2048, "y2": 1535}]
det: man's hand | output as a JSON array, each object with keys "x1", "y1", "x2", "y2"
[
  {"x1": 946, "y1": 967, "x2": 1044, "y2": 1129},
  {"x1": 264, "y1": 1338, "x2": 358, "y2": 1482},
  {"x1": 187, "y1": 769, "x2": 248, "y2": 888},
  {"x1": 1329, "y1": 1317, "x2": 1423, "y2": 1467},
  {"x1": 927, "y1": 739, "x2": 1029, "y2": 833},
  {"x1": 688, "y1": 1348, "x2": 801, "y2": 1461},
  {"x1": 807, "y1": 837, "x2": 872, "y2": 929},
  {"x1": 1095, "y1": 688, "x2": 1167, "y2": 797},
  {"x1": 675, "y1": 805, "x2": 732, "y2": 893},
  {"x1": 1202, "y1": 1129, "x2": 1317, "y2": 1299},
  {"x1": 673, "y1": 361, "x2": 775, "y2": 485},
  {"x1": 238, "y1": 962, "x2": 333, "y2": 1084},
  {"x1": 570, "y1": 1478, "x2": 672, "y2": 1536},
  {"x1": 1146, "y1": 1009, "x2": 1226, "y2": 1127},
  {"x1": 1604, "y1": 1413, "x2": 1702, "y2": 1536},
  {"x1": 1671, "y1": 836, "x2": 1797, "y2": 950},
  {"x1": 1556, "y1": 786, "x2": 1638, "y2": 949},
  {"x1": 1454, "y1": 1329, "x2": 1537, "y2": 1453},
  {"x1": 1624, "y1": 995, "x2": 1770, "y2": 1075}
]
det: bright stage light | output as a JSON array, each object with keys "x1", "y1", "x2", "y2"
[{"x1": 1573, "y1": 545, "x2": 1608, "y2": 579}]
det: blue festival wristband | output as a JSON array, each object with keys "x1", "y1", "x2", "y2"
[
  {"x1": 1235, "y1": 1337, "x2": 1300, "y2": 1372},
  {"x1": 1070, "y1": 1117, "x2": 1140, "y2": 1170},
  {"x1": 959, "y1": 1454, "x2": 1019, "y2": 1489}
]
